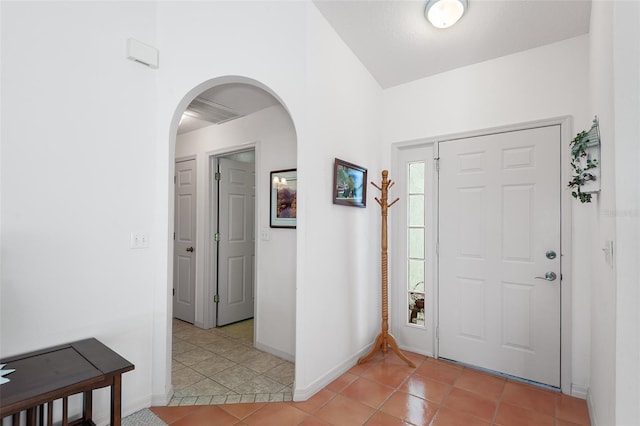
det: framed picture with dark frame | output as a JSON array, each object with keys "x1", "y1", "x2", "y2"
[
  {"x1": 270, "y1": 169, "x2": 297, "y2": 228},
  {"x1": 333, "y1": 158, "x2": 367, "y2": 208}
]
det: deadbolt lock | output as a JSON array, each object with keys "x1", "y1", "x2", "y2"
[{"x1": 546, "y1": 250, "x2": 557, "y2": 260}]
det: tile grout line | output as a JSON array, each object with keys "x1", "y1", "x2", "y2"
[
  {"x1": 171, "y1": 319, "x2": 295, "y2": 406},
  {"x1": 489, "y1": 376, "x2": 507, "y2": 426},
  {"x1": 170, "y1": 321, "x2": 590, "y2": 425},
  {"x1": 431, "y1": 364, "x2": 462, "y2": 424}
]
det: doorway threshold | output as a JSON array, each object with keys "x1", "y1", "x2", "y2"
[{"x1": 437, "y1": 357, "x2": 561, "y2": 392}]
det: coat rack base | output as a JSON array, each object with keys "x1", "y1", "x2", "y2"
[{"x1": 357, "y1": 331, "x2": 416, "y2": 368}]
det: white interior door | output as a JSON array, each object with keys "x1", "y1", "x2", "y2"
[
  {"x1": 438, "y1": 125, "x2": 561, "y2": 387},
  {"x1": 217, "y1": 157, "x2": 255, "y2": 326},
  {"x1": 174, "y1": 159, "x2": 197, "y2": 324}
]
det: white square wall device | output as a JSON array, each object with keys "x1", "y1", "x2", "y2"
[{"x1": 127, "y1": 38, "x2": 159, "y2": 69}]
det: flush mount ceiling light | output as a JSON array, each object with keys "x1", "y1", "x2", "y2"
[{"x1": 425, "y1": 0, "x2": 468, "y2": 29}]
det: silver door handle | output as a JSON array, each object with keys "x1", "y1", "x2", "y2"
[{"x1": 535, "y1": 271, "x2": 557, "y2": 281}]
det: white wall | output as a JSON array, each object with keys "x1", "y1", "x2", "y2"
[
  {"x1": 589, "y1": 1, "x2": 640, "y2": 425},
  {"x1": 154, "y1": 0, "x2": 384, "y2": 406},
  {"x1": 612, "y1": 3, "x2": 640, "y2": 424},
  {"x1": 9, "y1": 1, "x2": 637, "y2": 422},
  {"x1": 293, "y1": 4, "x2": 383, "y2": 400},
  {"x1": 1, "y1": 1, "x2": 158, "y2": 422},
  {"x1": 152, "y1": 0, "x2": 308, "y2": 402},
  {"x1": 382, "y1": 35, "x2": 592, "y2": 395},
  {"x1": 588, "y1": 2, "x2": 617, "y2": 423},
  {"x1": 175, "y1": 104, "x2": 297, "y2": 359},
  {"x1": 1, "y1": 0, "x2": 384, "y2": 420}
]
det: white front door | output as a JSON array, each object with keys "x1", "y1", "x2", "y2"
[
  {"x1": 217, "y1": 157, "x2": 255, "y2": 326},
  {"x1": 174, "y1": 159, "x2": 197, "y2": 324},
  {"x1": 438, "y1": 125, "x2": 561, "y2": 387}
]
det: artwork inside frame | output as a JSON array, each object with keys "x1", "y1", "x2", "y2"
[
  {"x1": 270, "y1": 169, "x2": 297, "y2": 228},
  {"x1": 333, "y1": 158, "x2": 367, "y2": 208}
]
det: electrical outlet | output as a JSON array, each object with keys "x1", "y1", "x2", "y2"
[
  {"x1": 260, "y1": 227, "x2": 270, "y2": 241},
  {"x1": 130, "y1": 232, "x2": 150, "y2": 249}
]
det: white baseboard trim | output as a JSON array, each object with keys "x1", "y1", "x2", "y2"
[
  {"x1": 571, "y1": 383, "x2": 588, "y2": 399},
  {"x1": 397, "y1": 344, "x2": 433, "y2": 359},
  {"x1": 255, "y1": 341, "x2": 295, "y2": 363},
  {"x1": 123, "y1": 396, "x2": 154, "y2": 417},
  {"x1": 586, "y1": 388, "x2": 597, "y2": 426},
  {"x1": 293, "y1": 345, "x2": 371, "y2": 402},
  {"x1": 151, "y1": 385, "x2": 174, "y2": 406}
]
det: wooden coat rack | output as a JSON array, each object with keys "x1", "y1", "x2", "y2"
[{"x1": 358, "y1": 170, "x2": 415, "y2": 368}]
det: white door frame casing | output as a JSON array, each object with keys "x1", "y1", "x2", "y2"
[
  {"x1": 391, "y1": 116, "x2": 573, "y2": 395},
  {"x1": 203, "y1": 143, "x2": 259, "y2": 330},
  {"x1": 391, "y1": 144, "x2": 438, "y2": 356}
]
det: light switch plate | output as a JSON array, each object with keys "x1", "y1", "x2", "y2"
[{"x1": 130, "y1": 232, "x2": 150, "y2": 249}]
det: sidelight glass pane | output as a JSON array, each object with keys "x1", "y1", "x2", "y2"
[
  {"x1": 408, "y1": 292, "x2": 425, "y2": 326},
  {"x1": 406, "y1": 159, "x2": 427, "y2": 328},
  {"x1": 408, "y1": 162, "x2": 425, "y2": 194},
  {"x1": 408, "y1": 260, "x2": 424, "y2": 292},
  {"x1": 408, "y1": 228, "x2": 424, "y2": 259},
  {"x1": 409, "y1": 195, "x2": 424, "y2": 227}
]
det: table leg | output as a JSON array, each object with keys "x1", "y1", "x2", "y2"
[
  {"x1": 83, "y1": 390, "x2": 93, "y2": 422},
  {"x1": 110, "y1": 374, "x2": 123, "y2": 426}
]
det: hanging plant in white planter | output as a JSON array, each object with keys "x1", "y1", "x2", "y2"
[{"x1": 567, "y1": 117, "x2": 600, "y2": 203}]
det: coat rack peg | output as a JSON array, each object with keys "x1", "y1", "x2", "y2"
[
  {"x1": 388, "y1": 181, "x2": 395, "y2": 189},
  {"x1": 358, "y1": 170, "x2": 415, "y2": 368}
]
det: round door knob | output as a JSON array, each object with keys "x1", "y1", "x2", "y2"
[{"x1": 186, "y1": 247, "x2": 194, "y2": 252}]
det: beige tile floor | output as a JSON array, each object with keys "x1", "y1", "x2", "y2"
[{"x1": 170, "y1": 318, "x2": 294, "y2": 406}]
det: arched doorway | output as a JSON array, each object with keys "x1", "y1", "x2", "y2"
[{"x1": 166, "y1": 76, "x2": 297, "y2": 403}]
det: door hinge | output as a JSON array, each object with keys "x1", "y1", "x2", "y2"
[
  {"x1": 214, "y1": 172, "x2": 221, "y2": 181},
  {"x1": 214, "y1": 294, "x2": 220, "y2": 303},
  {"x1": 214, "y1": 232, "x2": 220, "y2": 242},
  {"x1": 436, "y1": 325, "x2": 439, "y2": 339},
  {"x1": 173, "y1": 232, "x2": 175, "y2": 241},
  {"x1": 172, "y1": 288, "x2": 175, "y2": 296},
  {"x1": 434, "y1": 157, "x2": 440, "y2": 173},
  {"x1": 174, "y1": 175, "x2": 176, "y2": 184}
]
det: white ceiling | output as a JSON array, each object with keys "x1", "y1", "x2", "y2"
[
  {"x1": 313, "y1": 0, "x2": 592, "y2": 88},
  {"x1": 178, "y1": 0, "x2": 591, "y2": 133}
]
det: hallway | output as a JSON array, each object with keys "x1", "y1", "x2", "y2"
[{"x1": 170, "y1": 319, "x2": 294, "y2": 405}]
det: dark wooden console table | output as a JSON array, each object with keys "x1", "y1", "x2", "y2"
[{"x1": 0, "y1": 338, "x2": 134, "y2": 426}]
